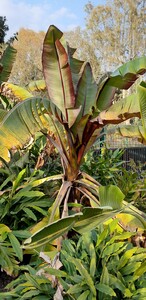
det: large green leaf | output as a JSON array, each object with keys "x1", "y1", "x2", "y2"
[
  {"x1": 96, "y1": 56, "x2": 146, "y2": 111},
  {"x1": 99, "y1": 185, "x2": 125, "y2": 209},
  {"x1": 110, "y1": 56, "x2": 146, "y2": 88},
  {"x1": 0, "y1": 109, "x2": 7, "y2": 121},
  {"x1": 122, "y1": 200, "x2": 146, "y2": 229},
  {"x1": 73, "y1": 207, "x2": 123, "y2": 234},
  {"x1": 97, "y1": 93, "x2": 140, "y2": 124},
  {"x1": 109, "y1": 124, "x2": 146, "y2": 144},
  {"x1": 23, "y1": 213, "x2": 82, "y2": 249},
  {"x1": 0, "y1": 97, "x2": 65, "y2": 161},
  {"x1": 42, "y1": 25, "x2": 75, "y2": 118},
  {"x1": 138, "y1": 81, "x2": 146, "y2": 139},
  {"x1": 95, "y1": 73, "x2": 116, "y2": 113},
  {"x1": 23, "y1": 205, "x2": 124, "y2": 249},
  {"x1": 67, "y1": 45, "x2": 85, "y2": 92},
  {"x1": 75, "y1": 62, "x2": 97, "y2": 118},
  {"x1": 0, "y1": 45, "x2": 17, "y2": 83}
]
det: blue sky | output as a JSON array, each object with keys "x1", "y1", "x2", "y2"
[{"x1": 1, "y1": 0, "x2": 105, "y2": 39}]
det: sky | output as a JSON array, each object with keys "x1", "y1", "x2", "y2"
[{"x1": 1, "y1": 0, "x2": 105, "y2": 39}]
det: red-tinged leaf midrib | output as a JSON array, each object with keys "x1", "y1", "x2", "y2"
[
  {"x1": 42, "y1": 26, "x2": 75, "y2": 123},
  {"x1": 55, "y1": 39, "x2": 75, "y2": 109}
]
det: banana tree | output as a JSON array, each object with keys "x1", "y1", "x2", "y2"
[
  {"x1": 0, "y1": 25, "x2": 146, "y2": 247},
  {"x1": 0, "y1": 44, "x2": 17, "y2": 108}
]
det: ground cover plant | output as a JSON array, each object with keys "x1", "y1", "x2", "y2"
[
  {"x1": 1, "y1": 220, "x2": 146, "y2": 299},
  {"x1": 0, "y1": 24, "x2": 146, "y2": 298}
]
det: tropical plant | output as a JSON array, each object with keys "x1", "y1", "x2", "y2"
[
  {"x1": 59, "y1": 222, "x2": 146, "y2": 299},
  {"x1": 2, "y1": 219, "x2": 146, "y2": 299},
  {"x1": 0, "y1": 165, "x2": 61, "y2": 230},
  {"x1": 0, "y1": 25, "x2": 145, "y2": 248}
]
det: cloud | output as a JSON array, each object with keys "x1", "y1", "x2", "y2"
[
  {"x1": 0, "y1": 0, "x2": 78, "y2": 39},
  {"x1": 49, "y1": 7, "x2": 76, "y2": 20}
]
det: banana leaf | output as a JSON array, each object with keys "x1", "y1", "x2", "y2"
[
  {"x1": 0, "y1": 45, "x2": 17, "y2": 83},
  {"x1": 42, "y1": 25, "x2": 75, "y2": 118},
  {"x1": 138, "y1": 81, "x2": 146, "y2": 139},
  {"x1": 1, "y1": 82, "x2": 33, "y2": 101},
  {"x1": 96, "y1": 56, "x2": 146, "y2": 112}
]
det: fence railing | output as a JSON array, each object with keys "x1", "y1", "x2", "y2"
[{"x1": 122, "y1": 147, "x2": 146, "y2": 169}]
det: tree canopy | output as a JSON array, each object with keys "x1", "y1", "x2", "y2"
[{"x1": 65, "y1": 0, "x2": 145, "y2": 78}]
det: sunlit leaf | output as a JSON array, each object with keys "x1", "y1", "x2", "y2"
[
  {"x1": 99, "y1": 185, "x2": 125, "y2": 209},
  {"x1": 28, "y1": 79, "x2": 46, "y2": 92},
  {"x1": 1, "y1": 82, "x2": 33, "y2": 101},
  {"x1": 96, "y1": 56, "x2": 146, "y2": 111},
  {"x1": 23, "y1": 213, "x2": 82, "y2": 249}
]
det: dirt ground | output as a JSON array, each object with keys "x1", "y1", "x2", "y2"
[{"x1": 0, "y1": 270, "x2": 13, "y2": 291}]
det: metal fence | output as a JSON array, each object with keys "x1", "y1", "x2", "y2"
[
  {"x1": 105, "y1": 134, "x2": 146, "y2": 149},
  {"x1": 122, "y1": 147, "x2": 146, "y2": 169},
  {"x1": 102, "y1": 132, "x2": 146, "y2": 169}
]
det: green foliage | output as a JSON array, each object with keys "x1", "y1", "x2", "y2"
[
  {"x1": 0, "y1": 165, "x2": 60, "y2": 230},
  {"x1": 0, "y1": 135, "x2": 62, "y2": 275},
  {"x1": 116, "y1": 159, "x2": 146, "y2": 212},
  {"x1": 59, "y1": 222, "x2": 146, "y2": 299},
  {"x1": 0, "y1": 265, "x2": 55, "y2": 299},
  {"x1": 24, "y1": 184, "x2": 133, "y2": 249},
  {"x1": 3, "y1": 220, "x2": 145, "y2": 299},
  {"x1": 81, "y1": 146, "x2": 124, "y2": 185},
  {"x1": 82, "y1": 148, "x2": 146, "y2": 213},
  {"x1": 0, "y1": 224, "x2": 22, "y2": 276},
  {"x1": 0, "y1": 132, "x2": 62, "y2": 232}
]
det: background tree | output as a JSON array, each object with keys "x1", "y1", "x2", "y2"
[
  {"x1": 11, "y1": 27, "x2": 100, "y2": 87},
  {"x1": 9, "y1": 28, "x2": 45, "y2": 86},
  {"x1": 84, "y1": 0, "x2": 146, "y2": 74},
  {"x1": 64, "y1": 27, "x2": 101, "y2": 78},
  {"x1": 7, "y1": 0, "x2": 146, "y2": 86},
  {"x1": 0, "y1": 16, "x2": 9, "y2": 44}
]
